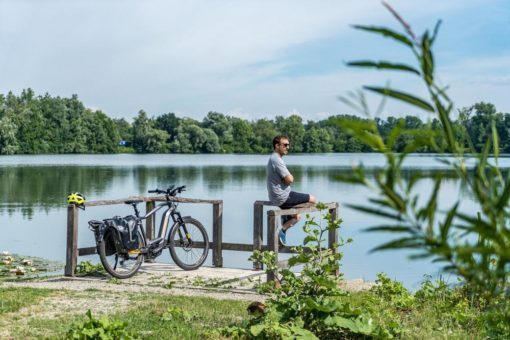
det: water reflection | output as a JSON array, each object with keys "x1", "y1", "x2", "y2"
[
  {"x1": 0, "y1": 163, "x2": 470, "y2": 218},
  {"x1": 0, "y1": 154, "x2": 485, "y2": 288}
]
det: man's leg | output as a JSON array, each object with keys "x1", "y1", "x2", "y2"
[
  {"x1": 279, "y1": 192, "x2": 316, "y2": 246},
  {"x1": 282, "y1": 214, "x2": 300, "y2": 231},
  {"x1": 282, "y1": 194, "x2": 316, "y2": 231}
]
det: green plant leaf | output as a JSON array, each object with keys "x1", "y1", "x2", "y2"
[
  {"x1": 364, "y1": 86, "x2": 435, "y2": 112},
  {"x1": 346, "y1": 204, "x2": 403, "y2": 221},
  {"x1": 353, "y1": 25, "x2": 413, "y2": 47},
  {"x1": 324, "y1": 315, "x2": 360, "y2": 331},
  {"x1": 495, "y1": 179, "x2": 510, "y2": 211},
  {"x1": 421, "y1": 31, "x2": 434, "y2": 85},
  {"x1": 370, "y1": 237, "x2": 425, "y2": 252},
  {"x1": 364, "y1": 225, "x2": 413, "y2": 233},
  {"x1": 492, "y1": 120, "x2": 500, "y2": 160},
  {"x1": 250, "y1": 324, "x2": 266, "y2": 336},
  {"x1": 440, "y1": 202, "x2": 458, "y2": 243},
  {"x1": 430, "y1": 20, "x2": 442, "y2": 45},
  {"x1": 347, "y1": 60, "x2": 420, "y2": 75}
]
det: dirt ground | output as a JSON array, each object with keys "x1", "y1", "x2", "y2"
[{"x1": 3, "y1": 262, "x2": 373, "y2": 299}]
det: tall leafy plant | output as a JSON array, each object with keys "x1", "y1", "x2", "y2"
[
  {"x1": 339, "y1": 1, "x2": 510, "y2": 306},
  {"x1": 215, "y1": 204, "x2": 397, "y2": 338}
]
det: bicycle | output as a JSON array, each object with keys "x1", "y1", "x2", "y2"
[{"x1": 88, "y1": 185, "x2": 209, "y2": 279}]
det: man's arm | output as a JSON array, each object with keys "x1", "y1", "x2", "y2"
[
  {"x1": 282, "y1": 174, "x2": 294, "y2": 185},
  {"x1": 274, "y1": 156, "x2": 292, "y2": 184}
]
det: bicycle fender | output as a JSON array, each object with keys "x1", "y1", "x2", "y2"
[{"x1": 90, "y1": 221, "x2": 107, "y2": 242}]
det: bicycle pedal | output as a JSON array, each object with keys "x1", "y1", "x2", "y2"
[{"x1": 127, "y1": 249, "x2": 141, "y2": 254}]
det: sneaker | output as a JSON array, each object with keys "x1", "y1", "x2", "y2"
[{"x1": 278, "y1": 228, "x2": 287, "y2": 246}]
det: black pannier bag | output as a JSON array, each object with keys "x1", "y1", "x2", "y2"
[
  {"x1": 104, "y1": 215, "x2": 140, "y2": 253},
  {"x1": 102, "y1": 229, "x2": 117, "y2": 256}
]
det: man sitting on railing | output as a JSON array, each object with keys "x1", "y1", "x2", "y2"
[{"x1": 266, "y1": 135, "x2": 316, "y2": 246}]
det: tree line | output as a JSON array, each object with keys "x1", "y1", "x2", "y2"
[{"x1": 0, "y1": 89, "x2": 506, "y2": 154}]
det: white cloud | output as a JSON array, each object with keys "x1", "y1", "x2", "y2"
[{"x1": 0, "y1": 0, "x2": 507, "y2": 120}]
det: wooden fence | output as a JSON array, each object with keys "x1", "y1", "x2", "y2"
[
  {"x1": 65, "y1": 196, "x2": 339, "y2": 282},
  {"x1": 65, "y1": 196, "x2": 223, "y2": 276},
  {"x1": 253, "y1": 201, "x2": 339, "y2": 281}
]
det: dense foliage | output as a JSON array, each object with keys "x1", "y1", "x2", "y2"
[
  {"x1": 212, "y1": 206, "x2": 488, "y2": 339},
  {"x1": 0, "y1": 89, "x2": 507, "y2": 154},
  {"x1": 339, "y1": 3, "x2": 510, "y2": 337},
  {"x1": 215, "y1": 205, "x2": 393, "y2": 339}
]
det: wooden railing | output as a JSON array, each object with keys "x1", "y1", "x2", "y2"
[
  {"x1": 65, "y1": 196, "x2": 339, "y2": 283},
  {"x1": 65, "y1": 196, "x2": 223, "y2": 276},
  {"x1": 253, "y1": 201, "x2": 339, "y2": 282}
]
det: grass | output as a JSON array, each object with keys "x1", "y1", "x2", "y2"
[
  {"x1": 0, "y1": 287, "x2": 52, "y2": 314},
  {"x1": 0, "y1": 284, "x2": 487, "y2": 339},
  {"x1": 120, "y1": 294, "x2": 247, "y2": 338},
  {"x1": 346, "y1": 291, "x2": 482, "y2": 339},
  {"x1": 0, "y1": 287, "x2": 248, "y2": 339}
]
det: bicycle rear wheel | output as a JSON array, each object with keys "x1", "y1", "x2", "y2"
[
  {"x1": 168, "y1": 217, "x2": 209, "y2": 270},
  {"x1": 98, "y1": 228, "x2": 145, "y2": 279}
]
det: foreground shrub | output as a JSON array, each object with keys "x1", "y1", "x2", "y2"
[
  {"x1": 338, "y1": 2, "x2": 510, "y2": 337},
  {"x1": 214, "y1": 204, "x2": 397, "y2": 339},
  {"x1": 75, "y1": 261, "x2": 106, "y2": 277},
  {"x1": 67, "y1": 310, "x2": 136, "y2": 339}
]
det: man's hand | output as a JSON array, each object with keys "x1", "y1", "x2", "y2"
[{"x1": 282, "y1": 174, "x2": 294, "y2": 185}]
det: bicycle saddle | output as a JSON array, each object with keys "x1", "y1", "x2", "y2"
[{"x1": 124, "y1": 199, "x2": 143, "y2": 205}]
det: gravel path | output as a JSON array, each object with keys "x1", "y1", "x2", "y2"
[
  {"x1": 1, "y1": 276, "x2": 264, "y2": 302},
  {"x1": 1, "y1": 263, "x2": 373, "y2": 302}
]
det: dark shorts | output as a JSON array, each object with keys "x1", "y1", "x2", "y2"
[{"x1": 280, "y1": 191, "x2": 310, "y2": 225}]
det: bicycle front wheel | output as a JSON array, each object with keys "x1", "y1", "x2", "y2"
[
  {"x1": 168, "y1": 217, "x2": 209, "y2": 270},
  {"x1": 98, "y1": 228, "x2": 145, "y2": 279}
]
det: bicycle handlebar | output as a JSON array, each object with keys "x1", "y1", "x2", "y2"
[{"x1": 148, "y1": 185, "x2": 186, "y2": 197}]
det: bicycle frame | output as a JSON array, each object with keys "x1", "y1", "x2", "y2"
[{"x1": 134, "y1": 200, "x2": 187, "y2": 250}]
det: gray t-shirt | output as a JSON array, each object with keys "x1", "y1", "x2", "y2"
[{"x1": 266, "y1": 152, "x2": 291, "y2": 206}]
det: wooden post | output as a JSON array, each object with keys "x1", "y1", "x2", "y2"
[
  {"x1": 65, "y1": 205, "x2": 79, "y2": 277},
  {"x1": 267, "y1": 212, "x2": 278, "y2": 282},
  {"x1": 145, "y1": 201, "x2": 155, "y2": 240},
  {"x1": 212, "y1": 202, "x2": 223, "y2": 267},
  {"x1": 328, "y1": 204, "x2": 340, "y2": 277},
  {"x1": 253, "y1": 202, "x2": 263, "y2": 270}
]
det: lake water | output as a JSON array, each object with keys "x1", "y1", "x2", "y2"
[{"x1": 0, "y1": 153, "x2": 501, "y2": 289}]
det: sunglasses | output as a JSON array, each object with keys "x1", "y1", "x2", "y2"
[{"x1": 280, "y1": 143, "x2": 290, "y2": 148}]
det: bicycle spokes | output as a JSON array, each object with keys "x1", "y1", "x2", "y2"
[{"x1": 169, "y1": 219, "x2": 208, "y2": 269}]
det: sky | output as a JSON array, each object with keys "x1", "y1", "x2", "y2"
[{"x1": 0, "y1": 0, "x2": 509, "y2": 122}]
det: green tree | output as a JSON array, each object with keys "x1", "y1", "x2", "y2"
[
  {"x1": 0, "y1": 115, "x2": 19, "y2": 154},
  {"x1": 40, "y1": 93, "x2": 68, "y2": 153},
  {"x1": 252, "y1": 118, "x2": 278, "y2": 153},
  {"x1": 202, "y1": 128, "x2": 221, "y2": 153},
  {"x1": 113, "y1": 118, "x2": 133, "y2": 145},
  {"x1": 133, "y1": 110, "x2": 169, "y2": 153},
  {"x1": 170, "y1": 119, "x2": 207, "y2": 153},
  {"x1": 465, "y1": 102, "x2": 497, "y2": 151},
  {"x1": 303, "y1": 127, "x2": 333, "y2": 153},
  {"x1": 276, "y1": 115, "x2": 305, "y2": 152},
  {"x1": 155, "y1": 112, "x2": 180, "y2": 142},
  {"x1": 202, "y1": 111, "x2": 233, "y2": 152},
  {"x1": 63, "y1": 95, "x2": 88, "y2": 153},
  {"x1": 230, "y1": 117, "x2": 255, "y2": 153},
  {"x1": 17, "y1": 108, "x2": 50, "y2": 153},
  {"x1": 83, "y1": 110, "x2": 120, "y2": 153},
  {"x1": 142, "y1": 128, "x2": 169, "y2": 153}
]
